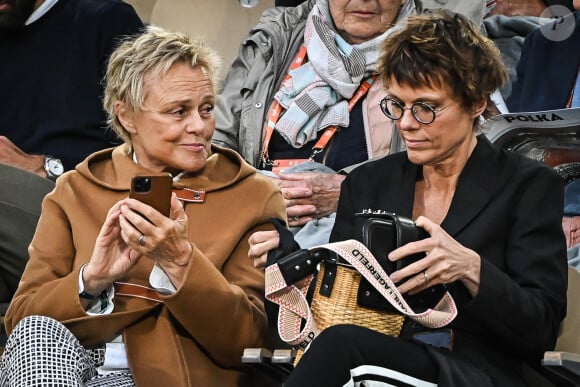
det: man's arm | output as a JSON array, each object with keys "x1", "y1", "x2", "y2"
[{"x1": 0, "y1": 136, "x2": 47, "y2": 178}]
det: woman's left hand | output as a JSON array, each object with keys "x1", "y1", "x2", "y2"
[
  {"x1": 389, "y1": 216, "x2": 481, "y2": 297},
  {"x1": 119, "y1": 193, "x2": 192, "y2": 287},
  {"x1": 248, "y1": 230, "x2": 281, "y2": 269}
]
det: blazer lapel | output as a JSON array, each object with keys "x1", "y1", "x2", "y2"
[
  {"x1": 388, "y1": 159, "x2": 421, "y2": 218},
  {"x1": 441, "y1": 136, "x2": 497, "y2": 237}
]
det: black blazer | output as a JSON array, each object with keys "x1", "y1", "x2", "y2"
[
  {"x1": 331, "y1": 136, "x2": 568, "y2": 385},
  {"x1": 507, "y1": 11, "x2": 580, "y2": 112}
]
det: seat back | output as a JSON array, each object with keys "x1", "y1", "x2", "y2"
[
  {"x1": 0, "y1": 164, "x2": 54, "y2": 302},
  {"x1": 555, "y1": 266, "x2": 580, "y2": 353},
  {"x1": 484, "y1": 108, "x2": 580, "y2": 248},
  {"x1": 0, "y1": 164, "x2": 54, "y2": 345},
  {"x1": 484, "y1": 108, "x2": 580, "y2": 161}
]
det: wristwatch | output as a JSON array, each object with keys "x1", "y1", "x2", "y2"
[{"x1": 44, "y1": 155, "x2": 64, "y2": 181}]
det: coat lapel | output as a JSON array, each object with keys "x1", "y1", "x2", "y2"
[
  {"x1": 440, "y1": 136, "x2": 497, "y2": 237},
  {"x1": 397, "y1": 161, "x2": 421, "y2": 218}
]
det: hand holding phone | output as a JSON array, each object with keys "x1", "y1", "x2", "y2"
[{"x1": 129, "y1": 174, "x2": 172, "y2": 217}]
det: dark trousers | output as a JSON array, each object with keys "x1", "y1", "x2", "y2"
[{"x1": 286, "y1": 324, "x2": 439, "y2": 387}]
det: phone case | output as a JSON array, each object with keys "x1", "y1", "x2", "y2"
[{"x1": 129, "y1": 174, "x2": 172, "y2": 217}]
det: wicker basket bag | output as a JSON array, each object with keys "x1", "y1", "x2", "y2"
[
  {"x1": 311, "y1": 263, "x2": 405, "y2": 337},
  {"x1": 265, "y1": 212, "x2": 458, "y2": 363}
]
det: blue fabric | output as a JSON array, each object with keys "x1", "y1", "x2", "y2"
[
  {"x1": 569, "y1": 244, "x2": 580, "y2": 269},
  {"x1": 571, "y1": 70, "x2": 580, "y2": 108},
  {"x1": 507, "y1": 12, "x2": 580, "y2": 112},
  {"x1": 564, "y1": 179, "x2": 580, "y2": 216}
]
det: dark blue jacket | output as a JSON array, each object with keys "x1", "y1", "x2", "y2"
[
  {"x1": 0, "y1": 0, "x2": 143, "y2": 170},
  {"x1": 507, "y1": 11, "x2": 580, "y2": 112}
]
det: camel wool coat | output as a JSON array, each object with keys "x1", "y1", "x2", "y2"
[{"x1": 5, "y1": 144, "x2": 286, "y2": 387}]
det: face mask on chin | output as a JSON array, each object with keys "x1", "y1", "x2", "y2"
[{"x1": 0, "y1": 0, "x2": 37, "y2": 31}]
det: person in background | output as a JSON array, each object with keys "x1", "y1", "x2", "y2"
[
  {"x1": 251, "y1": 10, "x2": 567, "y2": 386},
  {"x1": 0, "y1": 0, "x2": 143, "y2": 338},
  {"x1": 484, "y1": 0, "x2": 576, "y2": 103},
  {"x1": 507, "y1": 0, "x2": 580, "y2": 111},
  {"x1": 0, "y1": 0, "x2": 143, "y2": 178},
  {"x1": 486, "y1": 0, "x2": 574, "y2": 17},
  {"x1": 214, "y1": 0, "x2": 420, "y2": 248},
  {"x1": 420, "y1": 0, "x2": 575, "y2": 108},
  {"x1": 0, "y1": 26, "x2": 286, "y2": 387}
]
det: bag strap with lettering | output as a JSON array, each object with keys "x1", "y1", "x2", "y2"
[{"x1": 265, "y1": 239, "x2": 458, "y2": 348}]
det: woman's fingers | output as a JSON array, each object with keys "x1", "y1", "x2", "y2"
[{"x1": 248, "y1": 231, "x2": 280, "y2": 268}]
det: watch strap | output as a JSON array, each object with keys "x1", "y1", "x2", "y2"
[
  {"x1": 79, "y1": 290, "x2": 99, "y2": 300},
  {"x1": 44, "y1": 155, "x2": 63, "y2": 181},
  {"x1": 79, "y1": 264, "x2": 104, "y2": 301}
]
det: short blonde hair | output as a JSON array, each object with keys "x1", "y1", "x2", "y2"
[{"x1": 103, "y1": 25, "x2": 222, "y2": 143}]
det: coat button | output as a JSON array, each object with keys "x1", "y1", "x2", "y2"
[{"x1": 255, "y1": 102, "x2": 262, "y2": 108}]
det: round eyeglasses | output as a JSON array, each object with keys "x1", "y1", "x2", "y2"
[{"x1": 379, "y1": 96, "x2": 451, "y2": 125}]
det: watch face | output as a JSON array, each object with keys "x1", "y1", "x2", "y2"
[{"x1": 48, "y1": 158, "x2": 64, "y2": 175}]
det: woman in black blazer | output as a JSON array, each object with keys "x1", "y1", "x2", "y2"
[{"x1": 249, "y1": 10, "x2": 568, "y2": 386}]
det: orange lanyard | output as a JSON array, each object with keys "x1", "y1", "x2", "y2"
[{"x1": 261, "y1": 45, "x2": 376, "y2": 167}]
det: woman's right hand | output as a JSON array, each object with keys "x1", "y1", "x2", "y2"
[
  {"x1": 83, "y1": 200, "x2": 143, "y2": 296},
  {"x1": 389, "y1": 216, "x2": 482, "y2": 297},
  {"x1": 248, "y1": 230, "x2": 280, "y2": 269}
]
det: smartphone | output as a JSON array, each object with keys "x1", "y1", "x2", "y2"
[{"x1": 129, "y1": 174, "x2": 172, "y2": 217}]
